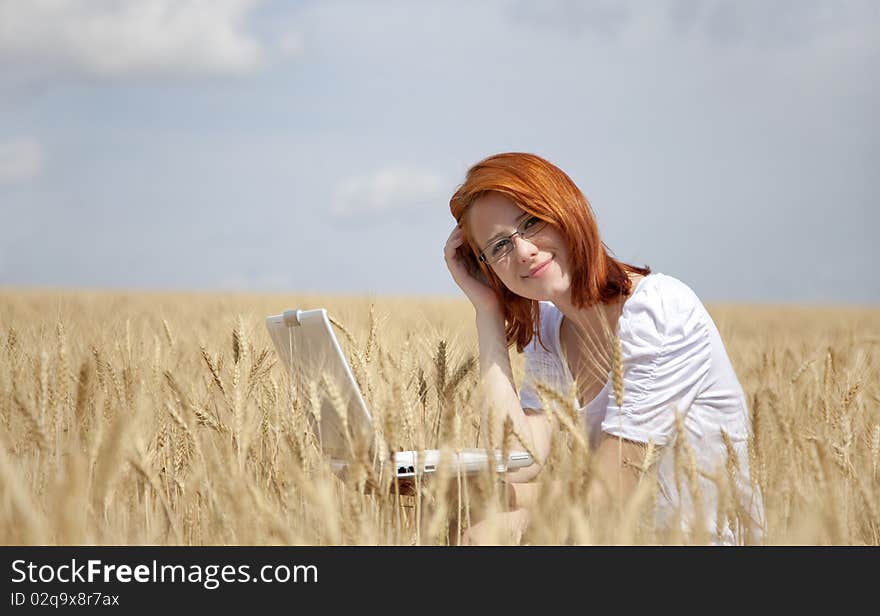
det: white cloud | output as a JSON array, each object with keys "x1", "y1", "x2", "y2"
[
  {"x1": 507, "y1": 0, "x2": 879, "y2": 52},
  {"x1": 276, "y1": 30, "x2": 305, "y2": 58},
  {"x1": 331, "y1": 166, "x2": 446, "y2": 224},
  {"x1": 0, "y1": 0, "x2": 265, "y2": 78},
  {"x1": 0, "y1": 138, "x2": 43, "y2": 185}
]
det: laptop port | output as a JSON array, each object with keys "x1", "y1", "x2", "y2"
[
  {"x1": 424, "y1": 465, "x2": 435, "y2": 472},
  {"x1": 407, "y1": 466, "x2": 415, "y2": 473},
  {"x1": 397, "y1": 466, "x2": 407, "y2": 474}
]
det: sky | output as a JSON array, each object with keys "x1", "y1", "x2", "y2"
[{"x1": 0, "y1": 0, "x2": 877, "y2": 303}]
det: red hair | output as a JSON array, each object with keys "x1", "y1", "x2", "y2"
[{"x1": 449, "y1": 152, "x2": 650, "y2": 353}]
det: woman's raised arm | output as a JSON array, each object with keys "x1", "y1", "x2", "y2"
[{"x1": 443, "y1": 224, "x2": 552, "y2": 474}]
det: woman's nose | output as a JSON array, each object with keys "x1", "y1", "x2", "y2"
[{"x1": 513, "y1": 234, "x2": 538, "y2": 260}]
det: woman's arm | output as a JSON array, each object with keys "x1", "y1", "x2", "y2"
[
  {"x1": 461, "y1": 433, "x2": 648, "y2": 545},
  {"x1": 442, "y1": 226, "x2": 555, "y2": 479},
  {"x1": 586, "y1": 433, "x2": 647, "y2": 509},
  {"x1": 505, "y1": 434, "x2": 647, "y2": 507},
  {"x1": 474, "y1": 310, "x2": 554, "y2": 466}
]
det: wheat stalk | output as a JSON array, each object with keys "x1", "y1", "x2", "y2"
[
  {"x1": 200, "y1": 346, "x2": 227, "y2": 398},
  {"x1": 841, "y1": 382, "x2": 860, "y2": 411},
  {"x1": 612, "y1": 335, "x2": 624, "y2": 408},
  {"x1": 638, "y1": 440, "x2": 658, "y2": 480},
  {"x1": 74, "y1": 359, "x2": 93, "y2": 428},
  {"x1": 129, "y1": 454, "x2": 181, "y2": 543},
  {"x1": 161, "y1": 318, "x2": 176, "y2": 349},
  {"x1": 6, "y1": 327, "x2": 18, "y2": 357},
  {"x1": 790, "y1": 357, "x2": 815, "y2": 384},
  {"x1": 56, "y1": 321, "x2": 71, "y2": 430},
  {"x1": 13, "y1": 392, "x2": 48, "y2": 452},
  {"x1": 38, "y1": 350, "x2": 49, "y2": 430},
  {"x1": 364, "y1": 303, "x2": 378, "y2": 364},
  {"x1": 0, "y1": 435, "x2": 50, "y2": 544},
  {"x1": 672, "y1": 410, "x2": 707, "y2": 544},
  {"x1": 567, "y1": 315, "x2": 614, "y2": 390},
  {"x1": 535, "y1": 381, "x2": 588, "y2": 456},
  {"x1": 871, "y1": 424, "x2": 880, "y2": 481},
  {"x1": 822, "y1": 349, "x2": 834, "y2": 425},
  {"x1": 164, "y1": 401, "x2": 203, "y2": 461}
]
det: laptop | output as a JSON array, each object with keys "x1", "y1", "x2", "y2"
[{"x1": 264, "y1": 308, "x2": 533, "y2": 480}]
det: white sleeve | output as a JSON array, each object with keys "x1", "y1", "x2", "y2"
[{"x1": 600, "y1": 278, "x2": 712, "y2": 446}]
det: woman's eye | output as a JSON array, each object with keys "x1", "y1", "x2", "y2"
[
  {"x1": 522, "y1": 216, "x2": 540, "y2": 229},
  {"x1": 491, "y1": 239, "x2": 511, "y2": 255}
]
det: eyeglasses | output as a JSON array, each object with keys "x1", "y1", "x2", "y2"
[{"x1": 478, "y1": 215, "x2": 549, "y2": 264}]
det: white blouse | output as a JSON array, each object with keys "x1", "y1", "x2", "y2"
[{"x1": 518, "y1": 273, "x2": 765, "y2": 544}]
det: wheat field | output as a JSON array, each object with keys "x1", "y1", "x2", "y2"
[{"x1": 1, "y1": 288, "x2": 878, "y2": 545}]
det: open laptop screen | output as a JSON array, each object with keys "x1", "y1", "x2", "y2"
[{"x1": 265, "y1": 309, "x2": 373, "y2": 459}]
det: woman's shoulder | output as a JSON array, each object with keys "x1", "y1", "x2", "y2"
[
  {"x1": 621, "y1": 272, "x2": 710, "y2": 345},
  {"x1": 626, "y1": 272, "x2": 705, "y2": 315}
]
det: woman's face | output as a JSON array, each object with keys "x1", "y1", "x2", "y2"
[{"x1": 467, "y1": 192, "x2": 571, "y2": 302}]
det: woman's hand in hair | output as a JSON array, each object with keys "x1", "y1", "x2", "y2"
[{"x1": 444, "y1": 225, "x2": 501, "y2": 317}]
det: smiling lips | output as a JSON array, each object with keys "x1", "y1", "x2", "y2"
[{"x1": 524, "y1": 258, "x2": 552, "y2": 278}]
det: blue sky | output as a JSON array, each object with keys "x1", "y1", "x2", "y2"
[{"x1": 0, "y1": 0, "x2": 877, "y2": 302}]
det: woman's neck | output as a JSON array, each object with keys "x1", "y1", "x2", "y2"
[
  {"x1": 556, "y1": 300, "x2": 621, "y2": 343},
  {"x1": 551, "y1": 272, "x2": 643, "y2": 341}
]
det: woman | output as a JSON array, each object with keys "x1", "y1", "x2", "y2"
[{"x1": 444, "y1": 152, "x2": 764, "y2": 545}]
